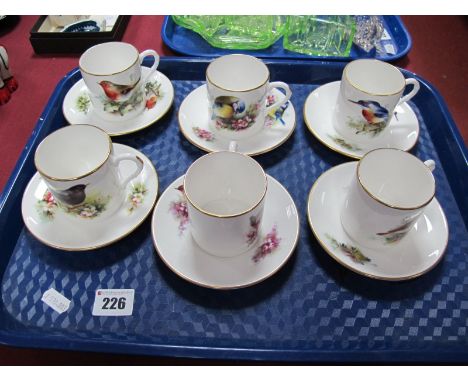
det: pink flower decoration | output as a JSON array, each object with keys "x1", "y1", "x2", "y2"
[
  {"x1": 170, "y1": 201, "x2": 189, "y2": 234},
  {"x1": 252, "y1": 226, "x2": 281, "y2": 263},
  {"x1": 193, "y1": 127, "x2": 215, "y2": 141},
  {"x1": 44, "y1": 191, "x2": 56, "y2": 205},
  {"x1": 170, "y1": 185, "x2": 189, "y2": 234},
  {"x1": 231, "y1": 116, "x2": 253, "y2": 130}
]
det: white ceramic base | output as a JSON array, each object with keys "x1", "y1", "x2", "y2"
[
  {"x1": 307, "y1": 162, "x2": 448, "y2": 281},
  {"x1": 22, "y1": 144, "x2": 158, "y2": 251},
  {"x1": 304, "y1": 81, "x2": 420, "y2": 159},
  {"x1": 178, "y1": 84, "x2": 296, "y2": 156},
  {"x1": 62, "y1": 67, "x2": 174, "y2": 136},
  {"x1": 151, "y1": 174, "x2": 299, "y2": 289}
]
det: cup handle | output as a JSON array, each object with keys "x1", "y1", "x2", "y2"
[
  {"x1": 424, "y1": 159, "x2": 436, "y2": 172},
  {"x1": 398, "y1": 78, "x2": 420, "y2": 105},
  {"x1": 112, "y1": 153, "x2": 144, "y2": 189},
  {"x1": 139, "y1": 49, "x2": 160, "y2": 84},
  {"x1": 265, "y1": 81, "x2": 292, "y2": 112}
]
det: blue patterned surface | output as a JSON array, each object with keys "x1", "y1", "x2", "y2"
[{"x1": 0, "y1": 71, "x2": 467, "y2": 362}]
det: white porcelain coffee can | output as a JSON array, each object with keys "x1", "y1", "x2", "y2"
[
  {"x1": 183, "y1": 150, "x2": 268, "y2": 257},
  {"x1": 341, "y1": 148, "x2": 436, "y2": 249},
  {"x1": 206, "y1": 54, "x2": 292, "y2": 140},
  {"x1": 79, "y1": 42, "x2": 160, "y2": 121},
  {"x1": 34, "y1": 124, "x2": 143, "y2": 219},
  {"x1": 333, "y1": 59, "x2": 420, "y2": 143}
]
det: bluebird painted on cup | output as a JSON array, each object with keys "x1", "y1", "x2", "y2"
[{"x1": 333, "y1": 59, "x2": 420, "y2": 143}]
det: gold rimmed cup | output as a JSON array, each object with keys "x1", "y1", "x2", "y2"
[
  {"x1": 206, "y1": 54, "x2": 292, "y2": 140},
  {"x1": 79, "y1": 42, "x2": 160, "y2": 122},
  {"x1": 341, "y1": 148, "x2": 436, "y2": 249},
  {"x1": 183, "y1": 150, "x2": 268, "y2": 257},
  {"x1": 333, "y1": 59, "x2": 420, "y2": 144},
  {"x1": 307, "y1": 161, "x2": 448, "y2": 281},
  {"x1": 34, "y1": 124, "x2": 144, "y2": 219}
]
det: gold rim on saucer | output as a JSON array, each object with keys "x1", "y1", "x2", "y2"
[
  {"x1": 62, "y1": 72, "x2": 174, "y2": 137},
  {"x1": 24, "y1": 146, "x2": 159, "y2": 251},
  {"x1": 152, "y1": 175, "x2": 300, "y2": 290},
  {"x1": 177, "y1": 86, "x2": 296, "y2": 156},
  {"x1": 303, "y1": 84, "x2": 419, "y2": 160},
  {"x1": 306, "y1": 162, "x2": 448, "y2": 281}
]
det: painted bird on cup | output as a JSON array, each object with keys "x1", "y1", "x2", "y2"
[
  {"x1": 349, "y1": 99, "x2": 389, "y2": 125},
  {"x1": 213, "y1": 96, "x2": 246, "y2": 119},
  {"x1": 53, "y1": 184, "x2": 88, "y2": 206},
  {"x1": 267, "y1": 102, "x2": 289, "y2": 125},
  {"x1": 99, "y1": 79, "x2": 140, "y2": 101}
]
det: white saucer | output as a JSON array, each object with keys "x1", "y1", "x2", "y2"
[
  {"x1": 151, "y1": 174, "x2": 299, "y2": 289},
  {"x1": 307, "y1": 162, "x2": 448, "y2": 281},
  {"x1": 22, "y1": 144, "x2": 158, "y2": 251},
  {"x1": 178, "y1": 84, "x2": 296, "y2": 156},
  {"x1": 63, "y1": 67, "x2": 174, "y2": 136},
  {"x1": 304, "y1": 81, "x2": 420, "y2": 159}
]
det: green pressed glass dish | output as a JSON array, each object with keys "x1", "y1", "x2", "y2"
[
  {"x1": 283, "y1": 16, "x2": 356, "y2": 57},
  {"x1": 172, "y1": 15, "x2": 286, "y2": 50}
]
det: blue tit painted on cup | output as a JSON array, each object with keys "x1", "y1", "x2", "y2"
[
  {"x1": 267, "y1": 101, "x2": 289, "y2": 125},
  {"x1": 213, "y1": 96, "x2": 247, "y2": 120},
  {"x1": 206, "y1": 54, "x2": 292, "y2": 139}
]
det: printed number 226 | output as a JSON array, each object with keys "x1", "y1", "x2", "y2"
[{"x1": 102, "y1": 297, "x2": 126, "y2": 310}]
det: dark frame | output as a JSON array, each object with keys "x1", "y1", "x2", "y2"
[{"x1": 29, "y1": 15, "x2": 131, "y2": 54}]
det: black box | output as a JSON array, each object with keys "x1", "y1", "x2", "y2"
[{"x1": 29, "y1": 16, "x2": 131, "y2": 54}]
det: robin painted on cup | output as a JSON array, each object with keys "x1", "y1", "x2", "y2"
[{"x1": 98, "y1": 79, "x2": 139, "y2": 101}]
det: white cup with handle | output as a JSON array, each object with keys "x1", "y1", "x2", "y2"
[
  {"x1": 341, "y1": 148, "x2": 436, "y2": 249},
  {"x1": 333, "y1": 59, "x2": 420, "y2": 143},
  {"x1": 206, "y1": 54, "x2": 292, "y2": 140},
  {"x1": 79, "y1": 42, "x2": 160, "y2": 121},
  {"x1": 34, "y1": 124, "x2": 144, "y2": 220}
]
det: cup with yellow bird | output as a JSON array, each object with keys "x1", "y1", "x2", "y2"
[
  {"x1": 206, "y1": 54, "x2": 292, "y2": 140},
  {"x1": 79, "y1": 42, "x2": 160, "y2": 121},
  {"x1": 333, "y1": 59, "x2": 420, "y2": 144},
  {"x1": 34, "y1": 124, "x2": 144, "y2": 220}
]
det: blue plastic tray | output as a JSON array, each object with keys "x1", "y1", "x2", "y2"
[
  {"x1": 162, "y1": 16, "x2": 412, "y2": 61},
  {"x1": 0, "y1": 58, "x2": 467, "y2": 363}
]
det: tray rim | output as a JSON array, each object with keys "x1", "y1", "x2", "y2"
[
  {"x1": 161, "y1": 16, "x2": 412, "y2": 62},
  {"x1": 0, "y1": 57, "x2": 467, "y2": 362}
]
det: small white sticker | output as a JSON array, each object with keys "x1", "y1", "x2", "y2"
[
  {"x1": 384, "y1": 44, "x2": 396, "y2": 55},
  {"x1": 92, "y1": 289, "x2": 135, "y2": 316},
  {"x1": 42, "y1": 288, "x2": 71, "y2": 314}
]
